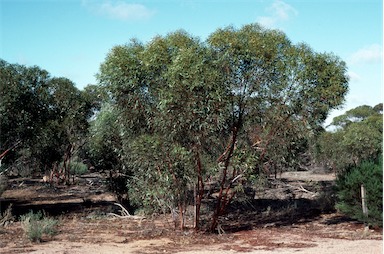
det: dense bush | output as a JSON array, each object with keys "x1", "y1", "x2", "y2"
[
  {"x1": 69, "y1": 161, "x2": 89, "y2": 176},
  {"x1": 336, "y1": 157, "x2": 382, "y2": 226}
]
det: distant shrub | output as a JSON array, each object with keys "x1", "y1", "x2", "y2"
[
  {"x1": 20, "y1": 210, "x2": 58, "y2": 242},
  {"x1": 69, "y1": 161, "x2": 88, "y2": 176},
  {"x1": 59, "y1": 159, "x2": 88, "y2": 176},
  {"x1": 335, "y1": 157, "x2": 382, "y2": 227}
]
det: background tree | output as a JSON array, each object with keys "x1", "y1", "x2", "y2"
[
  {"x1": 0, "y1": 59, "x2": 94, "y2": 178},
  {"x1": 0, "y1": 60, "x2": 51, "y2": 171},
  {"x1": 331, "y1": 105, "x2": 380, "y2": 128},
  {"x1": 314, "y1": 103, "x2": 382, "y2": 225},
  {"x1": 85, "y1": 102, "x2": 122, "y2": 172},
  {"x1": 97, "y1": 23, "x2": 349, "y2": 231},
  {"x1": 315, "y1": 104, "x2": 383, "y2": 172},
  {"x1": 43, "y1": 77, "x2": 94, "y2": 183}
]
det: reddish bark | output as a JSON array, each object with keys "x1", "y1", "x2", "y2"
[
  {"x1": 194, "y1": 150, "x2": 204, "y2": 231},
  {"x1": 210, "y1": 126, "x2": 239, "y2": 232}
]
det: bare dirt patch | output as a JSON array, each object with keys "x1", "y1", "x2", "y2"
[{"x1": 0, "y1": 172, "x2": 382, "y2": 254}]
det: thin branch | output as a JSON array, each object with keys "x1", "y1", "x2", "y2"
[
  {"x1": 231, "y1": 174, "x2": 243, "y2": 183},
  {"x1": 114, "y1": 202, "x2": 131, "y2": 216},
  {"x1": 107, "y1": 202, "x2": 146, "y2": 220}
]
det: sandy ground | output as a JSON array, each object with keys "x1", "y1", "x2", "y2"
[
  {"x1": 2, "y1": 214, "x2": 381, "y2": 254},
  {"x1": 8, "y1": 236, "x2": 382, "y2": 254},
  {"x1": 0, "y1": 171, "x2": 382, "y2": 254},
  {"x1": 178, "y1": 239, "x2": 383, "y2": 254}
]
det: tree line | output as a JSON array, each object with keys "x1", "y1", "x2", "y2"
[{"x1": 1, "y1": 23, "x2": 381, "y2": 229}]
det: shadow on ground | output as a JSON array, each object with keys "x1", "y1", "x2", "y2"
[{"x1": 1, "y1": 174, "x2": 353, "y2": 234}]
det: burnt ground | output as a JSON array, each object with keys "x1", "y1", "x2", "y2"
[{"x1": 0, "y1": 171, "x2": 382, "y2": 254}]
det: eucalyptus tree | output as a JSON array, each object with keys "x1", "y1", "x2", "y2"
[
  {"x1": 98, "y1": 31, "x2": 226, "y2": 229},
  {"x1": 316, "y1": 104, "x2": 383, "y2": 171},
  {"x1": 1, "y1": 59, "x2": 52, "y2": 169},
  {"x1": 98, "y1": 24, "x2": 349, "y2": 231},
  {"x1": 42, "y1": 77, "x2": 94, "y2": 183},
  {"x1": 206, "y1": 24, "x2": 348, "y2": 230},
  {"x1": 0, "y1": 60, "x2": 49, "y2": 150},
  {"x1": 0, "y1": 59, "x2": 93, "y2": 177}
]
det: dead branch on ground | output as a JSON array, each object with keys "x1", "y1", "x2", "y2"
[{"x1": 107, "y1": 203, "x2": 146, "y2": 220}]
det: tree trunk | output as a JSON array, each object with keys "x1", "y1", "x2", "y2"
[
  {"x1": 210, "y1": 127, "x2": 238, "y2": 232},
  {"x1": 179, "y1": 201, "x2": 185, "y2": 230},
  {"x1": 194, "y1": 151, "x2": 204, "y2": 231}
]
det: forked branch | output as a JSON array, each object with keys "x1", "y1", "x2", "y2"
[{"x1": 107, "y1": 203, "x2": 146, "y2": 220}]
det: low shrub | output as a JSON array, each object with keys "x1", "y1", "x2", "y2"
[
  {"x1": 69, "y1": 161, "x2": 88, "y2": 176},
  {"x1": 58, "y1": 159, "x2": 88, "y2": 176},
  {"x1": 20, "y1": 210, "x2": 58, "y2": 242},
  {"x1": 335, "y1": 157, "x2": 383, "y2": 227}
]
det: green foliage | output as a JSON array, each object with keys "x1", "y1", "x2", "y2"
[
  {"x1": 342, "y1": 121, "x2": 382, "y2": 162},
  {"x1": 126, "y1": 135, "x2": 194, "y2": 214},
  {"x1": 315, "y1": 130, "x2": 349, "y2": 170},
  {"x1": 373, "y1": 103, "x2": 383, "y2": 113},
  {"x1": 316, "y1": 104, "x2": 382, "y2": 172},
  {"x1": 68, "y1": 160, "x2": 88, "y2": 176},
  {"x1": 331, "y1": 105, "x2": 379, "y2": 128},
  {"x1": 20, "y1": 211, "x2": 58, "y2": 242},
  {"x1": 207, "y1": 24, "x2": 348, "y2": 176},
  {"x1": 97, "y1": 23, "x2": 348, "y2": 228},
  {"x1": 0, "y1": 59, "x2": 95, "y2": 175},
  {"x1": 86, "y1": 103, "x2": 122, "y2": 171},
  {"x1": 56, "y1": 157, "x2": 88, "y2": 176},
  {"x1": 0, "y1": 60, "x2": 50, "y2": 146},
  {"x1": 336, "y1": 158, "x2": 383, "y2": 226}
]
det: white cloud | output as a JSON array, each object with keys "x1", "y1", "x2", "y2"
[
  {"x1": 347, "y1": 71, "x2": 361, "y2": 82},
  {"x1": 257, "y1": 0, "x2": 298, "y2": 28},
  {"x1": 348, "y1": 44, "x2": 382, "y2": 65},
  {"x1": 83, "y1": 0, "x2": 155, "y2": 21}
]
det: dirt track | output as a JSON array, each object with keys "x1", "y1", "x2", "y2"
[
  {"x1": 2, "y1": 218, "x2": 382, "y2": 254},
  {"x1": 15, "y1": 238, "x2": 381, "y2": 254}
]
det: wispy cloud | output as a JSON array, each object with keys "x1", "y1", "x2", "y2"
[
  {"x1": 83, "y1": 0, "x2": 155, "y2": 21},
  {"x1": 348, "y1": 44, "x2": 382, "y2": 65},
  {"x1": 257, "y1": 0, "x2": 298, "y2": 28},
  {"x1": 347, "y1": 71, "x2": 361, "y2": 82}
]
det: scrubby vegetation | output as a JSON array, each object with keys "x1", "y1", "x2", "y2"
[
  {"x1": 336, "y1": 157, "x2": 383, "y2": 227},
  {"x1": 0, "y1": 23, "x2": 381, "y2": 232},
  {"x1": 314, "y1": 104, "x2": 383, "y2": 226},
  {"x1": 20, "y1": 210, "x2": 58, "y2": 242}
]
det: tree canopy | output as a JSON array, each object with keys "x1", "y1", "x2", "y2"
[
  {"x1": 0, "y1": 59, "x2": 95, "y2": 174},
  {"x1": 316, "y1": 103, "x2": 383, "y2": 171},
  {"x1": 330, "y1": 104, "x2": 382, "y2": 128},
  {"x1": 97, "y1": 24, "x2": 349, "y2": 230}
]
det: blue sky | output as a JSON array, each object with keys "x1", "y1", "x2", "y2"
[{"x1": 1, "y1": 0, "x2": 382, "y2": 124}]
